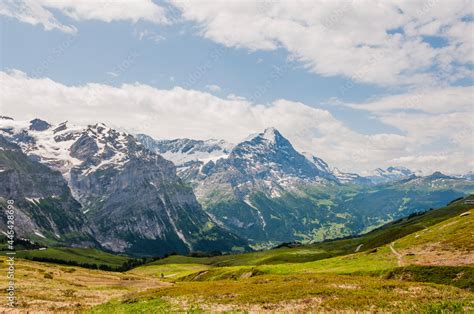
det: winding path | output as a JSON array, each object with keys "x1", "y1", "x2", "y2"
[{"x1": 389, "y1": 242, "x2": 403, "y2": 266}]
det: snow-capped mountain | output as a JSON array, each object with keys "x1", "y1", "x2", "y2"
[
  {"x1": 0, "y1": 118, "x2": 246, "y2": 255},
  {"x1": 366, "y1": 166, "x2": 416, "y2": 184},
  {"x1": 332, "y1": 167, "x2": 373, "y2": 185},
  {"x1": 140, "y1": 127, "x2": 338, "y2": 200},
  {"x1": 136, "y1": 134, "x2": 234, "y2": 165},
  {"x1": 137, "y1": 128, "x2": 474, "y2": 245},
  {"x1": 225, "y1": 127, "x2": 338, "y2": 185},
  {"x1": 139, "y1": 128, "x2": 343, "y2": 243},
  {"x1": 3, "y1": 118, "x2": 473, "y2": 249}
]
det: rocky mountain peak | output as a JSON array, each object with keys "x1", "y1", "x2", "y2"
[
  {"x1": 53, "y1": 121, "x2": 69, "y2": 133},
  {"x1": 29, "y1": 118, "x2": 51, "y2": 131},
  {"x1": 242, "y1": 127, "x2": 287, "y2": 147},
  {"x1": 426, "y1": 171, "x2": 452, "y2": 180},
  {"x1": 262, "y1": 127, "x2": 280, "y2": 143}
]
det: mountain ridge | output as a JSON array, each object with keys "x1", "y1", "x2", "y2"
[
  {"x1": 2, "y1": 118, "x2": 473, "y2": 253},
  {"x1": 0, "y1": 118, "x2": 248, "y2": 256},
  {"x1": 137, "y1": 127, "x2": 474, "y2": 246}
]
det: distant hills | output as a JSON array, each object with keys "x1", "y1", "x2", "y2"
[{"x1": 1, "y1": 117, "x2": 473, "y2": 255}]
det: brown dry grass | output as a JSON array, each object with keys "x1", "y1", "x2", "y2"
[{"x1": 0, "y1": 257, "x2": 169, "y2": 312}]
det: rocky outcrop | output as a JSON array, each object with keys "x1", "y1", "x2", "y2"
[{"x1": 0, "y1": 136, "x2": 95, "y2": 246}]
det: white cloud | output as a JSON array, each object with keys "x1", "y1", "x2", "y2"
[
  {"x1": 135, "y1": 29, "x2": 166, "y2": 42},
  {"x1": 0, "y1": 70, "x2": 471, "y2": 175},
  {"x1": 205, "y1": 84, "x2": 221, "y2": 93},
  {"x1": 343, "y1": 86, "x2": 474, "y2": 150},
  {"x1": 0, "y1": 0, "x2": 168, "y2": 33},
  {"x1": 0, "y1": 0, "x2": 77, "y2": 33},
  {"x1": 346, "y1": 86, "x2": 474, "y2": 114},
  {"x1": 171, "y1": 0, "x2": 473, "y2": 86},
  {"x1": 336, "y1": 84, "x2": 474, "y2": 175}
]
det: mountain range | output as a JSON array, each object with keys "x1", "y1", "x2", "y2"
[
  {"x1": 1, "y1": 117, "x2": 473, "y2": 253},
  {"x1": 0, "y1": 118, "x2": 246, "y2": 255},
  {"x1": 139, "y1": 127, "x2": 474, "y2": 246}
]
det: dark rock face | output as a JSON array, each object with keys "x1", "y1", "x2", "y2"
[
  {"x1": 29, "y1": 119, "x2": 51, "y2": 131},
  {"x1": 69, "y1": 130, "x2": 246, "y2": 255},
  {"x1": 70, "y1": 133, "x2": 99, "y2": 160},
  {"x1": 0, "y1": 136, "x2": 95, "y2": 245}
]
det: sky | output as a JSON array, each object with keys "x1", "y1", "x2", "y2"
[{"x1": 0, "y1": 0, "x2": 473, "y2": 175}]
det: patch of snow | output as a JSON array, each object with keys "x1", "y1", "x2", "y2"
[
  {"x1": 175, "y1": 229, "x2": 192, "y2": 249},
  {"x1": 34, "y1": 231, "x2": 46, "y2": 238},
  {"x1": 25, "y1": 197, "x2": 41, "y2": 204},
  {"x1": 262, "y1": 127, "x2": 278, "y2": 144},
  {"x1": 82, "y1": 151, "x2": 126, "y2": 175},
  {"x1": 244, "y1": 196, "x2": 266, "y2": 230}
]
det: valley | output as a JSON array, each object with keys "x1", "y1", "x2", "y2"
[{"x1": 0, "y1": 197, "x2": 472, "y2": 312}]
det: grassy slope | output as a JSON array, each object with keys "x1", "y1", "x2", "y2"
[
  {"x1": 90, "y1": 274, "x2": 473, "y2": 313},
  {"x1": 3, "y1": 194, "x2": 470, "y2": 270},
  {"x1": 131, "y1": 207, "x2": 473, "y2": 282},
  {"x1": 140, "y1": 195, "x2": 474, "y2": 268},
  {"x1": 1, "y1": 247, "x2": 131, "y2": 269},
  {"x1": 0, "y1": 256, "x2": 168, "y2": 312}
]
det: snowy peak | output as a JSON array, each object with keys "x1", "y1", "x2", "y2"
[
  {"x1": 136, "y1": 134, "x2": 234, "y2": 165},
  {"x1": 0, "y1": 118, "x2": 158, "y2": 179},
  {"x1": 261, "y1": 127, "x2": 281, "y2": 144},
  {"x1": 242, "y1": 127, "x2": 288, "y2": 147},
  {"x1": 376, "y1": 166, "x2": 414, "y2": 177},
  {"x1": 138, "y1": 127, "x2": 338, "y2": 190},
  {"x1": 332, "y1": 167, "x2": 372, "y2": 185},
  {"x1": 224, "y1": 128, "x2": 338, "y2": 186},
  {"x1": 368, "y1": 166, "x2": 415, "y2": 184},
  {"x1": 232, "y1": 129, "x2": 288, "y2": 162}
]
